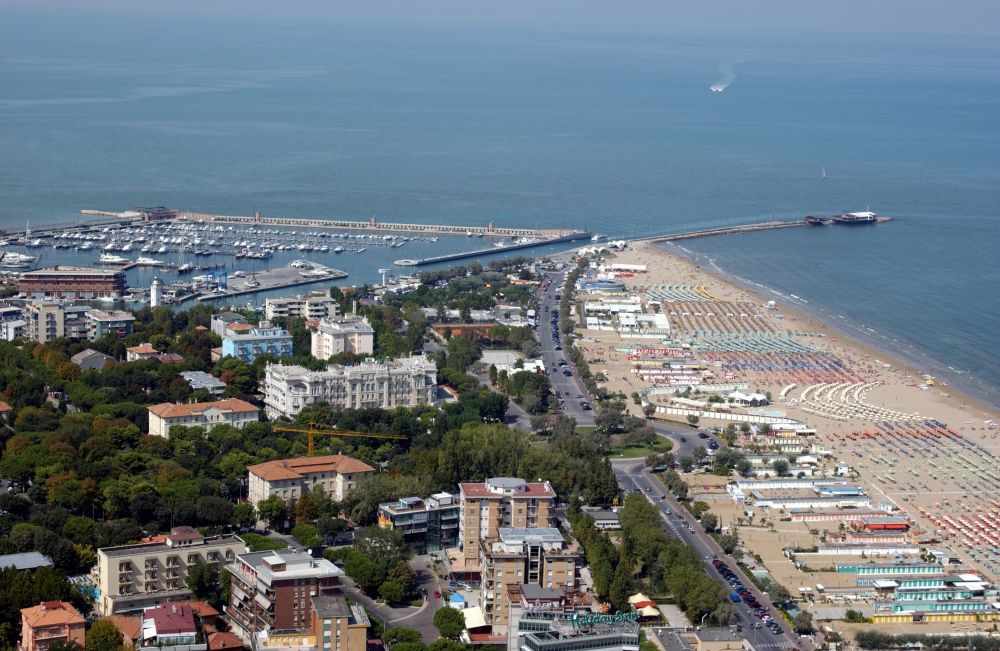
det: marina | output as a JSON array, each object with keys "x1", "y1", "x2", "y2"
[{"x1": 0, "y1": 208, "x2": 891, "y2": 306}]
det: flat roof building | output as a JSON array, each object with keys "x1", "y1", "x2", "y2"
[
  {"x1": 180, "y1": 371, "x2": 227, "y2": 397},
  {"x1": 0, "y1": 551, "x2": 53, "y2": 571},
  {"x1": 221, "y1": 322, "x2": 293, "y2": 362},
  {"x1": 95, "y1": 528, "x2": 246, "y2": 616},
  {"x1": 19, "y1": 266, "x2": 126, "y2": 300},
  {"x1": 87, "y1": 310, "x2": 135, "y2": 340},
  {"x1": 377, "y1": 493, "x2": 460, "y2": 554},
  {"x1": 457, "y1": 478, "x2": 557, "y2": 576},
  {"x1": 310, "y1": 315, "x2": 375, "y2": 359},
  {"x1": 226, "y1": 550, "x2": 344, "y2": 640},
  {"x1": 265, "y1": 294, "x2": 341, "y2": 321}
]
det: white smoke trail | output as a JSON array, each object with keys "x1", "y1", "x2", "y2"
[{"x1": 710, "y1": 59, "x2": 744, "y2": 92}]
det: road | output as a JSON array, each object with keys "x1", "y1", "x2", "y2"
[
  {"x1": 536, "y1": 271, "x2": 595, "y2": 426},
  {"x1": 613, "y1": 459, "x2": 802, "y2": 650},
  {"x1": 335, "y1": 555, "x2": 446, "y2": 643},
  {"x1": 535, "y1": 269, "x2": 715, "y2": 456}
]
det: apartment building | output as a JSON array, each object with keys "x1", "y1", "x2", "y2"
[
  {"x1": 457, "y1": 478, "x2": 557, "y2": 571},
  {"x1": 311, "y1": 594, "x2": 371, "y2": 651},
  {"x1": 480, "y1": 528, "x2": 580, "y2": 629},
  {"x1": 377, "y1": 493, "x2": 460, "y2": 553},
  {"x1": 226, "y1": 550, "x2": 344, "y2": 639},
  {"x1": 263, "y1": 356, "x2": 437, "y2": 418},
  {"x1": 221, "y1": 321, "x2": 293, "y2": 362},
  {"x1": 310, "y1": 316, "x2": 375, "y2": 359},
  {"x1": 24, "y1": 301, "x2": 89, "y2": 343},
  {"x1": 1, "y1": 319, "x2": 26, "y2": 341},
  {"x1": 18, "y1": 601, "x2": 85, "y2": 651},
  {"x1": 94, "y1": 527, "x2": 246, "y2": 615},
  {"x1": 248, "y1": 455, "x2": 375, "y2": 510},
  {"x1": 265, "y1": 294, "x2": 341, "y2": 321},
  {"x1": 19, "y1": 266, "x2": 126, "y2": 300},
  {"x1": 86, "y1": 310, "x2": 135, "y2": 340},
  {"x1": 210, "y1": 312, "x2": 247, "y2": 338},
  {"x1": 147, "y1": 399, "x2": 259, "y2": 438}
]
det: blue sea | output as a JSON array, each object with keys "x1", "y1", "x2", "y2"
[{"x1": 1, "y1": 11, "x2": 998, "y2": 404}]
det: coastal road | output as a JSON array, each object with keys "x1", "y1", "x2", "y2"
[
  {"x1": 536, "y1": 271, "x2": 595, "y2": 426},
  {"x1": 613, "y1": 459, "x2": 803, "y2": 650},
  {"x1": 536, "y1": 267, "x2": 720, "y2": 451}
]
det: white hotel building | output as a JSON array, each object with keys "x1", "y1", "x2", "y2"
[{"x1": 263, "y1": 356, "x2": 438, "y2": 418}]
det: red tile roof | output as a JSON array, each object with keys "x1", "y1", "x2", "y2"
[
  {"x1": 21, "y1": 601, "x2": 84, "y2": 627},
  {"x1": 148, "y1": 399, "x2": 258, "y2": 419},
  {"x1": 127, "y1": 344, "x2": 158, "y2": 354},
  {"x1": 106, "y1": 615, "x2": 142, "y2": 642},
  {"x1": 248, "y1": 455, "x2": 375, "y2": 482},
  {"x1": 208, "y1": 632, "x2": 244, "y2": 651},
  {"x1": 145, "y1": 603, "x2": 196, "y2": 636},
  {"x1": 0, "y1": 401, "x2": 11, "y2": 413}
]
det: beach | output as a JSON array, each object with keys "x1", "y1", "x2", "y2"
[{"x1": 573, "y1": 240, "x2": 1000, "y2": 593}]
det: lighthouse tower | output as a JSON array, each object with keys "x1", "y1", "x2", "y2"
[{"x1": 150, "y1": 277, "x2": 162, "y2": 308}]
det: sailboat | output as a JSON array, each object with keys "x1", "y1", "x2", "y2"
[{"x1": 821, "y1": 167, "x2": 827, "y2": 180}]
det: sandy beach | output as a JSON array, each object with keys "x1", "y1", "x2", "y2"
[{"x1": 571, "y1": 240, "x2": 1000, "y2": 600}]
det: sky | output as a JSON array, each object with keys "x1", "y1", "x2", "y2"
[{"x1": 3, "y1": 0, "x2": 1000, "y2": 37}]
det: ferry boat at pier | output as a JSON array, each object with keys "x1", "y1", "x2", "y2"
[{"x1": 832, "y1": 211, "x2": 878, "y2": 225}]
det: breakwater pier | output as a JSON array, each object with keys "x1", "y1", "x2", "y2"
[{"x1": 637, "y1": 219, "x2": 806, "y2": 243}]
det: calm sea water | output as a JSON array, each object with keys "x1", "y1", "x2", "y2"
[{"x1": 1, "y1": 11, "x2": 998, "y2": 402}]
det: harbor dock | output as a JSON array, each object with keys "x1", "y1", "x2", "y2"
[
  {"x1": 393, "y1": 231, "x2": 593, "y2": 267},
  {"x1": 172, "y1": 210, "x2": 583, "y2": 239},
  {"x1": 192, "y1": 264, "x2": 348, "y2": 303}
]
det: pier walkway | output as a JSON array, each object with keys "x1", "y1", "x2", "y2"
[{"x1": 637, "y1": 220, "x2": 805, "y2": 243}]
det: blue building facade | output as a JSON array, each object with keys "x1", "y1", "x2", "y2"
[{"x1": 221, "y1": 324, "x2": 293, "y2": 362}]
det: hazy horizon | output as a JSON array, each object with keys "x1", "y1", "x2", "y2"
[{"x1": 3, "y1": 0, "x2": 1000, "y2": 38}]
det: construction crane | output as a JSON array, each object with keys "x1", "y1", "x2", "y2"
[{"x1": 272, "y1": 424, "x2": 407, "y2": 457}]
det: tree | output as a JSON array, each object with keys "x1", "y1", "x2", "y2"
[
  {"x1": 686, "y1": 414, "x2": 700, "y2": 427},
  {"x1": 232, "y1": 503, "x2": 257, "y2": 529},
  {"x1": 433, "y1": 605, "x2": 466, "y2": 639},
  {"x1": 379, "y1": 579, "x2": 405, "y2": 604},
  {"x1": 678, "y1": 455, "x2": 694, "y2": 472},
  {"x1": 772, "y1": 458, "x2": 790, "y2": 477},
  {"x1": 196, "y1": 495, "x2": 234, "y2": 526},
  {"x1": 700, "y1": 512, "x2": 719, "y2": 532},
  {"x1": 792, "y1": 611, "x2": 814, "y2": 634},
  {"x1": 291, "y1": 523, "x2": 323, "y2": 549},
  {"x1": 86, "y1": 619, "x2": 126, "y2": 651},
  {"x1": 766, "y1": 581, "x2": 791, "y2": 605},
  {"x1": 48, "y1": 642, "x2": 84, "y2": 651},
  {"x1": 343, "y1": 551, "x2": 382, "y2": 594},
  {"x1": 718, "y1": 531, "x2": 739, "y2": 555},
  {"x1": 642, "y1": 402, "x2": 656, "y2": 418},
  {"x1": 185, "y1": 561, "x2": 222, "y2": 605},
  {"x1": 257, "y1": 495, "x2": 287, "y2": 530}
]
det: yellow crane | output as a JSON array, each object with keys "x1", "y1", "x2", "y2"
[{"x1": 272, "y1": 424, "x2": 407, "y2": 456}]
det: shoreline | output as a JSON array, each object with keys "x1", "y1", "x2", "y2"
[{"x1": 661, "y1": 241, "x2": 1000, "y2": 415}]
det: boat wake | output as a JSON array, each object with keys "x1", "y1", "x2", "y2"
[{"x1": 710, "y1": 59, "x2": 744, "y2": 92}]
